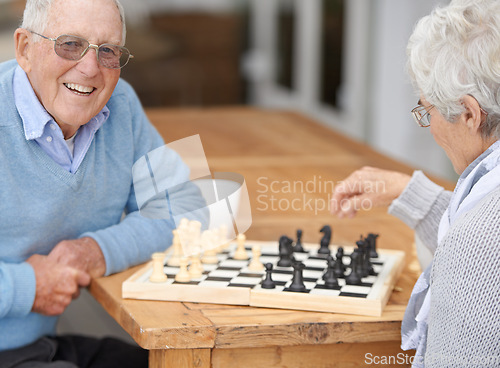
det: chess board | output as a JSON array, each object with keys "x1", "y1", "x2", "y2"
[{"x1": 122, "y1": 240, "x2": 405, "y2": 317}]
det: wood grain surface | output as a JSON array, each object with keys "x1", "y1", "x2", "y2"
[{"x1": 90, "y1": 107, "x2": 454, "y2": 367}]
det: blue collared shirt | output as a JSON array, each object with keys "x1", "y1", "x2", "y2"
[{"x1": 13, "y1": 65, "x2": 109, "y2": 173}]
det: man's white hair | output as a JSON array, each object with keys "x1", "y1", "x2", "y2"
[
  {"x1": 407, "y1": 0, "x2": 500, "y2": 139},
  {"x1": 21, "y1": 0, "x2": 127, "y2": 45}
]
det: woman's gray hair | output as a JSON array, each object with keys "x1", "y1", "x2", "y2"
[
  {"x1": 21, "y1": 0, "x2": 127, "y2": 45},
  {"x1": 407, "y1": 0, "x2": 500, "y2": 139}
]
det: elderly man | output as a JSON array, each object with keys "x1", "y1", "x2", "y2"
[{"x1": 0, "y1": 0, "x2": 205, "y2": 366}]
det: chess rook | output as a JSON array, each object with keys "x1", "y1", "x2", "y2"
[
  {"x1": 167, "y1": 229, "x2": 182, "y2": 266},
  {"x1": 149, "y1": 252, "x2": 167, "y2": 283}
]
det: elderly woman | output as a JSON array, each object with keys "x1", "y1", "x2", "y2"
[{"x1": 331, "y1": 1, "x2": 500, "y2": 367}]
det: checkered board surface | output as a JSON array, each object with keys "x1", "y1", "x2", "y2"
[{"x1": 122, "y1": 240, "x2": 405, "y2": 317}]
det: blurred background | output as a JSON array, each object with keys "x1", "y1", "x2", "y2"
[
  {"x1": 0, "y1": 0, "x2": 453, "y2": 180},
  {"x1": 0, "y1": 0, "x2": 450, "y2": 341}
]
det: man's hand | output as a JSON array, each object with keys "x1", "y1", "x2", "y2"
[
  {"x1": 330, "y1": 166, "x2": 411, "y2": 218},
  {"x1": 26, "y1": 254, "x2": 90, "y2": 316},
  {"x1": 48, "y1": 237, "x2": 106, "y2": 278}
]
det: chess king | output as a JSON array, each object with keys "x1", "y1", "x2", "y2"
[
  {"x1": 331, "y1": 0, "x2": 500, "y2": 366},
  {"x1": 0, "y1": 0, "x2": 206, "y2": 366}
]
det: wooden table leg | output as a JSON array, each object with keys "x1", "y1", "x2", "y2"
[{"x1": 149, "y1": 348, "x2": 211, "y2": 368}]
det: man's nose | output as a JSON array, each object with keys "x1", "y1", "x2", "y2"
[{"x1": 76, "y1": 46, "x2": 100, "y2": 75}]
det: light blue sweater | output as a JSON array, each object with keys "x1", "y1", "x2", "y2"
[{"x1": 0, "y1": 59, "x2": 204, "y2": 351}]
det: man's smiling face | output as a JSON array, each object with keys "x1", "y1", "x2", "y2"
[{"x1": 24, "y1": 0, "x2": 123, "y2": 138}]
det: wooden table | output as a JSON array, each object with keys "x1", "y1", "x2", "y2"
[{"x1": 90, "y1": 108, "x2": 453, "y2": 367}]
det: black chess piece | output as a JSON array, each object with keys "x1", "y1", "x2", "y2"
[
  {"x1": 333, "y1": 256, "x2": 345, "y2": 278},
  {"x1": 289, "y1": 261, "x2": 306, "y2": 292},
  {"x1": 262, "y1": 263, "x2": 276, "y2": 289},
  {"x1": 318, "y1": 225, "x2": 332, "y2": 255},
  {"x1": 294, "y1": 229, "x2": 305, "y2": 252},
  {"x1": 356, "y1": 237, "x2": 369, "y2": 278},
  {"x1": 277, "y1": 235, "x2": 294, "y2": 267},
  {"x1": 354, "y1": 248, "x2": 366, "y2": 279},
  {"x1": 366, "y1": 233, "x2": 379, "y2": 258},
  {"x1": 362, "y1": 237, "x2": 376, "y2": 276},
  {"x1": 346, "y1": 251, "x2": 362, "y2": 285},
  {"x1": 335, "y1": 247, "x2": 346, "y2": 272},
  {"x1": 323, "y1": 255, "x2": 334, "y2": 280},
  {"x1": 323, "y1": 257, "x2": 339, "y2": 289}
]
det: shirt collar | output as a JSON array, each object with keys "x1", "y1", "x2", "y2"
[{"x1": 13, "y1": 65, "x2": 109, "y2": 140}]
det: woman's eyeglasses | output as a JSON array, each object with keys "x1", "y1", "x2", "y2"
[{"x1": 411, "y1": 104, "x2": 434, "y2": 127}]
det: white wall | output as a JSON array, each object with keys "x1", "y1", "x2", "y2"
[
  {"x1": 245, "y1": 0, "x2": 457, "y2": 181},
  {"x1": 367, "y1": 0, "x2": 455, "y2": 180}
]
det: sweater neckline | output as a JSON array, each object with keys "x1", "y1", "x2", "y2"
[{"x1": 25, "y1": 137, "x2": 91, "y2": 190}]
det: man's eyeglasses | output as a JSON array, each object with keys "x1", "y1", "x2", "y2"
[
  {"x1": 30, "y1": 31, "x2": 133, "y2": 69},
  {"x1": 411, "y1": 104, "x2": 434, "y2": 127}
]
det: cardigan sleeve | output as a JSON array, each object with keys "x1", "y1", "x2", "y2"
[
  {"x1": 424, "y1": 187, "x2": 500, "y2": 366},
  {"x1": 388, "y1": 170, "x2": 452, "y2": 254},
  {"x1": 81, "y1": 80, "x2": 208, "y2": 276},
  {"x1": 0, "y1": 262, "x2": 36, "y2": 318}
]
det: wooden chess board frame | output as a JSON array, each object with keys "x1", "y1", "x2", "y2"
[{"x1": 122, "y1": 240, "x2": 405, "y2": 317}]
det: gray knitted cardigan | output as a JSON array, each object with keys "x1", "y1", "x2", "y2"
[{"x1": 389, "y1": 171, "x2": 500, "y2": 367}]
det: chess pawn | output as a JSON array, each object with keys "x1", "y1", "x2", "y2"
[
  {"x1": 233, "y1": 233, "x2": 248, "y2": 260},
  {"x1": 175, "y1": 257, "x2": 191, "y2": 283},
  {"x1": 189, "y1": 254, "x2": 204, "y2": 279},
  {"x1": 324, "y1": 257, "x2": 339, "y2": 289},
  {"x1": 261, "y1": 263, "x2": 276, "y2": 289},
  {"x1": 248, "y1": 244, "x2": 264, "y2": 271},
  {"x1": 149, "y1": 252, "x2": 167, "y2": 283},
  {"x1": 289, "y1": 261, "x2": 306, "y2": 292},
  {"x1": 346, "y1": 252, "x2": 362, "y2": 285},
  {"x1": 333, "y1": 257, "x2": 345, "y2": 278},
  {"x1": 322, "y1": 255, "x2": 334, "y2": 280},
  {"x1": 167, "y1": 229, "x2": 182, "y2": 266}
]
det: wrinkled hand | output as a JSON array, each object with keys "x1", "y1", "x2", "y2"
[
  {"x1": 48, "y1": 237, "x2": 106, "y2": 278},
  {"x1": 26, "y1": 254, "x2": 90, "y2": 316},
  {"x1": 330, "y1": 166, "x2": 411, "y2": 218}
]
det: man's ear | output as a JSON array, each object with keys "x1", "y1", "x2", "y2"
[
  {"x1": 14, "y1": 28, "x2": 33, "y2": 73},
  {"x1": 461, "y1": 95, "x2": 484, "y2": 135}
]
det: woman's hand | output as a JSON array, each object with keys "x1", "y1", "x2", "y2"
[{"x1": 330, "y1": 166, "x2": 411, "y2": 218}]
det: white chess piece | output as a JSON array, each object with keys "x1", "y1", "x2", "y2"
[
  {"x1": 188, "y1": 220, "x2": 202, "y2": 245},
  {"x1": 233, "y1": 233, "x2": 248, "y2": 260},
  {"x1": 189, "y1": 254, "x2": 203, "y2": 278},
  {"x1": 149, "y1": 253, "x2": 167, "y2": 282},
  {"x1": 177, "y1": 219, "x2": 190, "y2": 251},
  {"x1": 175, "y1": 257, "x2": 191, "y2": 283},
  {"x1": 248, "y1": 244, "x2": 264, "y2": 271},
  {"x1": 217, "y1": 225, "x2": 230, "y2": 252},
  {"x1": 167, "y1": 229, "x2": 182, "y2": 266}
]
